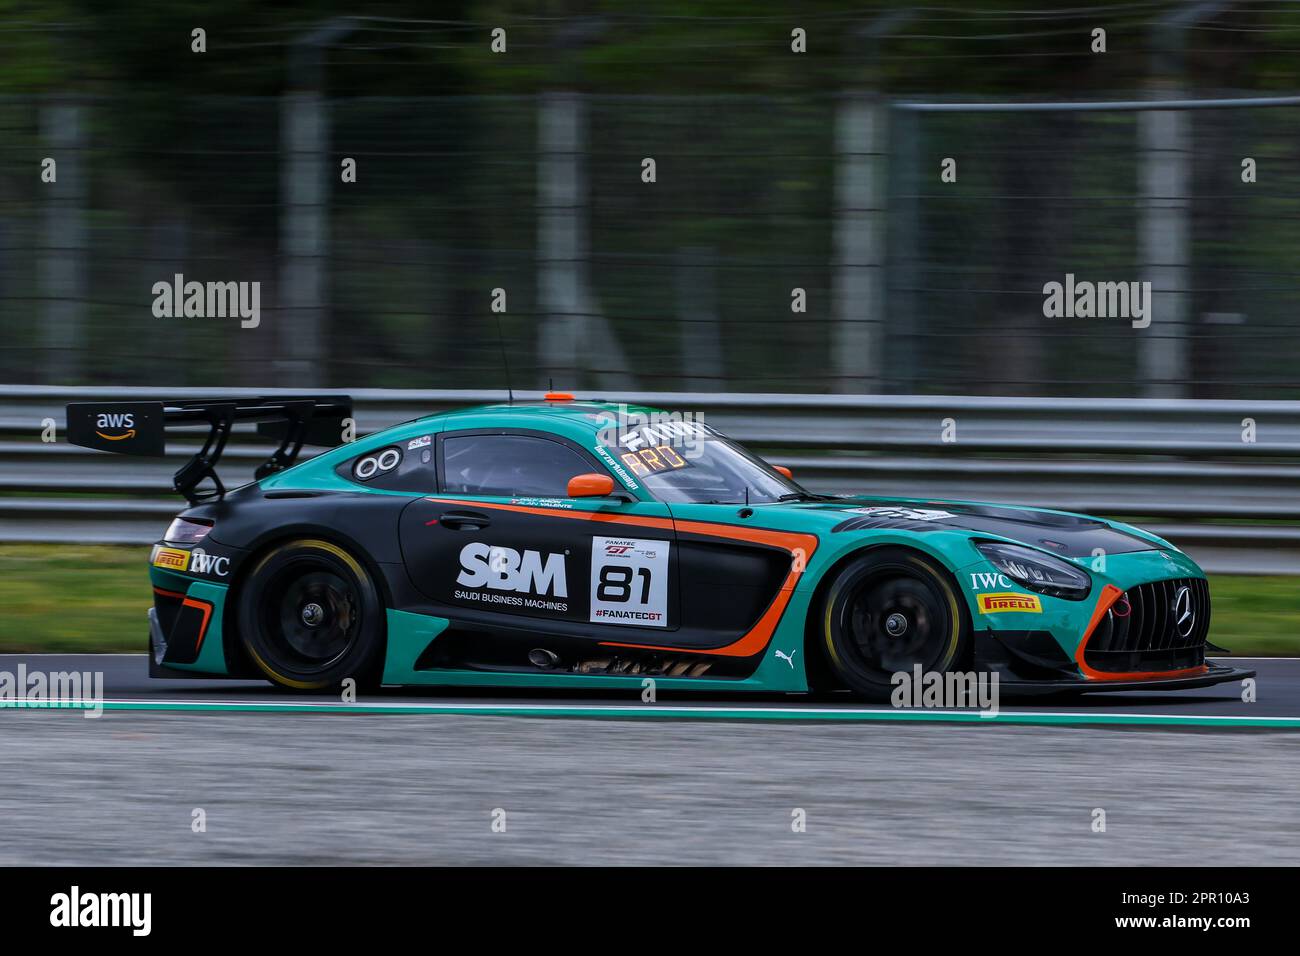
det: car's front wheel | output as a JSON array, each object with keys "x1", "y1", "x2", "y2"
[
  {"x1": 819, "y1": 548, "x2": 970, "y2": 701},
  {"x1": 237, "y1": 538, "x2": 385, "y2": 691}
]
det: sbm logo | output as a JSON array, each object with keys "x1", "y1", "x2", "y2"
[
  {"x1": 95, "y1": 412, "x2": 135, "y2": 441},
  {"x1": 457, "y1": 543, "x2": 568, "y2": 597}
]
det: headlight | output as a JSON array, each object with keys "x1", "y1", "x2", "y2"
[{"x1": 974, "y1": 541, "x2": 1091, "y2": 600}]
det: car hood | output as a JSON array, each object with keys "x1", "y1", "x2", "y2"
[{"x1": 804, "y1": 496, "x2": 1161, "y2": 559}]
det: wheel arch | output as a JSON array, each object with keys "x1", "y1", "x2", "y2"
[
  {"x1": 801, "y1": 540, "x2": 970, "y2": 692},
  {"x1": 222, "y1": 524, "x2": 394, "y2": 677}
]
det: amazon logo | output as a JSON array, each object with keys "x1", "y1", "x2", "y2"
[{"x1": 94, "y1": 411, "x2": 136, "y2": 441}]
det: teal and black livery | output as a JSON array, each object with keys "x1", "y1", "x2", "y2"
[{"x1": 67, "y1": 393, "x2": 1253, "y2": 699}]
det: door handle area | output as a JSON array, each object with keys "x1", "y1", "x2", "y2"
[{"x1": 438, "y1": 510, "x2": 491, "y2": 530}]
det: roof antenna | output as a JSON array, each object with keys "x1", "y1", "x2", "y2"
[{"x1": 492, "y1": 309, "x2": 514, "y2": 404}]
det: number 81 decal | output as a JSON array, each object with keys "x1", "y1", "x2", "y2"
[{"x1": 589, "y1": 536, "x2": 670, "y2": 627}]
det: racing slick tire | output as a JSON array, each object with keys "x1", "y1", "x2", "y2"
[
  {"x1": 237, "y1": 538, "x2": 386, "y2": 691},
  {"x1": 818, "y1": 547, "x2": 972, "y2": 702}
]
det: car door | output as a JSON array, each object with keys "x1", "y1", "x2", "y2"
[
  {"x1": 607, "y1": 425, "x2": 813, "y2": 657},
  {"x1": 398, "y1": 429, "x2": 679, "y2": 639}
]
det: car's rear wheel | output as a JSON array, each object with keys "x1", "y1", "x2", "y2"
[
  {"x1": 819, "y1": 548, "x2": 970, "y2": 701},
  {"x1": 238, "y1": 538, "x2": 385, "y2": 691}
]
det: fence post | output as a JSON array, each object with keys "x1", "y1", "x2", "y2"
[
  {"x1": 537, "y1": 91, "x2": 582, "y2": 386},
  {"x1": 831, "y1": 92, "x2": 886, "y2": 393},
  {"x1": 279, "y1": 91, "x2": 329, "y2": 386},
  {"x1": 1138, "y1": 2, "x2": 1230, "y2": 396},
  {"x1": 278, "y1": 19, "x2": 357, "y2": 388},
  {"x1": 676, "y1": 246, "x2": 722, "y2": 390},
  {"x1": 147, "y1": 218, "x2": 190, "y2": 383},
  {"x1": 887, "y1": 105, "x2": 921, "y2": 393},
  {"x1": 1138, "y1": 106, "x2": 1191, "y2": 398},
  {"x1": 536, "y1": 92, "x2": 629, "y2": 389},
  {"x1": 39, "y1": 99, "x2": 86, "y2": 384}
]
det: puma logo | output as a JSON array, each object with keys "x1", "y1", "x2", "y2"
[{"x1": 775, "y1": 648, "x2": 797, "y2": 669}]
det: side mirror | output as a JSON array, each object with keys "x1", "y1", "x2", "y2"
[
  {"x1": 773, "y1": 465, "x2": 793, "y2": 479},
  {"x1": 567, "y1": 472, "x2": 616, "y2": 498}
]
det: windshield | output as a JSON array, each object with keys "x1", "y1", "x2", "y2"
[{"x1": 603, "y1": 423, "x2": 805, "y2": 504}]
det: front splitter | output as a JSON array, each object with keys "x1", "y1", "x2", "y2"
[{"x1": 1000, "y1": 663, "x2": 1254, "y2": 696}]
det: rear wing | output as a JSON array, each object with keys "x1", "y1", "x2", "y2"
[{"x1": 66, "y1": 395, "x2": 353, "y2": 505}]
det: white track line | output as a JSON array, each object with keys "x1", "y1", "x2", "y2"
[{"x1": 2, "y1": 697, "x2": 1297, "y2": 724}]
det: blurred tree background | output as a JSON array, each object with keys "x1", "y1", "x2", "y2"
[{"x1": 2, "y1": 1, "x2": 1300, "y2": 394}]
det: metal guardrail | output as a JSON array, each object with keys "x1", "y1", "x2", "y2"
[{"x1": 1, "y1": 385, "x2": 1297, "y2": 574}]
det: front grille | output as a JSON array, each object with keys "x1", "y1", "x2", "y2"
[{"x1": 1083, "y1": 577, "x2": 1210, "y2": 673}]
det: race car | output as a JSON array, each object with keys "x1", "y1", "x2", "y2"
[{"x1": 66, "y1": 393, "x2": 1252, "y2": 699}]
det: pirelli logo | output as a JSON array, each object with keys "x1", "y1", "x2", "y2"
[
  {"x1": 977, "y1": 592, "x2": 1042, "y2": 614},
  {"x1": 151, "y1": 545, "x2": 190, "y2": 572}
]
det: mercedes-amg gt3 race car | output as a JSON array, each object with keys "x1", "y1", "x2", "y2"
[{"x1": 67, "y1": 394, "x2": 1252, "y2": 699}]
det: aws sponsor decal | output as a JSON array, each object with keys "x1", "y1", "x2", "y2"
[
  {"x1": 977, "y1": 592, "x2": 1043, "y2": 614},
  {"x1": 151, "y1": 545, "x2": 229, "y2": 577},
  {"x1": 94, "y1": 411, "x2": 137, "y2": 442},
  {"x1": 67, "y1": 402, "x2": 164, "y2": 456},
  {"x1": 455, "y1": 542, "x2": 569, "y2": 613}
]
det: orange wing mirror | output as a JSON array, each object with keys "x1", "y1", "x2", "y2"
[
  {"x1": 773, "y1": 465, "x2": 793, "y2": 479},
  {"x1": 567, "y1": 472, "x2": 616, "y2": 498}
]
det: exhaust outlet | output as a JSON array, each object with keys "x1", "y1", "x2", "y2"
[{"x1": 528, "y1": 648, "x2": 560, "y2": 670}]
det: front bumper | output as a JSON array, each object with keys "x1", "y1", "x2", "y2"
[{"x1": 148, "y1": 607, "x2": 223, "y2": 679}]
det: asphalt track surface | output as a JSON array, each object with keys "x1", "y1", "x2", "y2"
[{"x1": 2, "y1": 655, "x2": 1298, "y2": 864}]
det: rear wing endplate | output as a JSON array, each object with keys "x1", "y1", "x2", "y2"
[{"x1": 66, "y1": 395, "x2": 353, "y2": 505}]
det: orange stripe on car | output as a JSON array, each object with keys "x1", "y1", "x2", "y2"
[
  {"x1": 425, "y1": 497, "x2": 675, "y2": 531},
  {"x1": 424, "y1": 497, "x2": 818, "y2": 658},
  {"x1": 184, "y1": 597, "x2": 214, "y2": 655}
]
